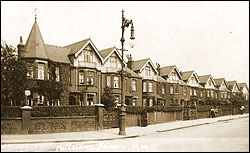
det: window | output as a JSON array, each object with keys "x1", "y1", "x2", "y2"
[
  {"x1": 55, "y1": 66, "x2": 60, "y2": 82},
  {"x1": 86, "y1": 71, "x2": 94, "y2": 85},
  {"x1": 162, "y1": 85, "x2": 165, "y2": 94},
  {"x1": 215, "y1": 92, "x2": 217, "y2": 99},
  {"x1": 114, "y1": 76, "x2": 119, "y2": 88},
  {"x1": 225, "y1": 93, "x2": 227, "y2": 99},
  {"x1": 207, "y1": 90, "x2": 210, "y2": 97},
  {"x1": 110, "y1": 56, "x2": 117, "y2": 68},
  {"x1": 190, "y1": 88, "x2": 193, "y2": 96},
  {"x1": 145, "y1": 65, "x2": 151, "y2": 76},
  {"x1": 211, "y1": 90, "x2": 213, "y2": 97},
  {"x1": 184, "y1": 87, "x2": 187, "y2": 96},
  {"x1": 143, "y1": 82, "x2": 147, "y2": 92},
  {"x1": 84, "y1": 50, "x2": 93, "y2": 63},
  {"x1": 149, "y1": 99, "x2": 153, "y2": 107},
  {"x1": 193, "y1": 89, "x2": 196, "y2": 96},
  {"x1": 175, "y1": 99, "x2": 178, "y2": 104},
  {"x1": 148, "y1": 82, "x2": 153, "y2": 92},
  {"x1": 208, "y1": 80, "x2": 212, "y2": 86},
  {"x1": 170, "y1": 86, "x2": 174, "y2": 94},
  {"x1": 221, "y1": 92, "x2": 224, "y2": 98},
  {"x1": 170, "y1": 99, "x2": 174, "y2": 105},
  {"x1": 79, "y1": 71, "x2": 84, "y2": 84},
  {"x1": 38, "y1": 63, "x2": 45, "y2": 80},
  {"x1": 107, "y1": 76, "x2": 111, "y2": 87},
  {"x1": 143, "y1": 98, "x2": 147, "y2": 106},
  {"x1": 175, "y1": 85, "x2": 178, "y2": 93},
  {"x1": 132, "y1": 80, "x2": 137, "y2": 91},
  {"x1": 200, "y1": 91, "x2": 203, "y2": 97},
  {"x1": 87, "y1": 94, "x2": 94, "y2": 106}
]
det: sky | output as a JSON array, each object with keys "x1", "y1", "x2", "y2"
[{"x1": 1, "y1": 1, "x2": 249, "y2": 86}]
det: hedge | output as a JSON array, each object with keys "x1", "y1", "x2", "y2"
[
  {"x1": 1, "y1": 106, "x2": 22, "y2": 117},
  {"x1": 31, "y1": 106, "x2": 96, "y2": 117},
  {"x1": 126, "y1": 106, "x2": 184, "y2": 114}
]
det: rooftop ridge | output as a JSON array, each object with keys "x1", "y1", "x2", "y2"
[{"x1": 64, "y1": 38, "x2": 90, "y2": 48}]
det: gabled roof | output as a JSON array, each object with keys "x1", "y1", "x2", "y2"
[
  {"x1": 65, "y1": 38, "x2": 90, "y2": 55},
  {"x1": 132, "y1": 58, "x2": 158, "y2": 74},
  {"x1": 238, "y1": 82, "x2": 249, "y2": 92},
  {"x1": 156, "y1": 75, "x2": 168, "y2": 83},
  {"x1": 198, "y1": 75, "x2": 215, "y2": 85},
  {"x1": 182, "y1": 70, "x2": 200, "y2": 83},
  {"x1": 23, "y1": 20, "x2": 49, "y2": 59},
  {"x1": 226, "y1": 80, "x2": 240, "y2": 92},
  {"x1": 198, "y1": 84, "x2": 205, "y2": 89},
  {"x1": 99, "y1": 47, "x2": 125, "y2": 65},
  {"x1": 65, "y1": 38, "x2": 103, "y2": 62},
  {"x1": 159, "y1": 65, "x2": 182, "y2": 79},
  {"x1": 214, "y1": 78, "x2": 225, "y2": 86},
  {"x1": 179, "y1": 80, "x2": 190, "y2": 86},
  {"x1": 124, "y1": 67, "x2": 142, "y2": 78},
  {"x1": 45, "y1": 45, "x2": 71, "y2": 64}
]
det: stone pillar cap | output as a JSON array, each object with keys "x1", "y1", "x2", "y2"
[
  {"x1": 93, "y1": 104, "x2": 105, "y2": 107},
  {"x1": 21, "y1": 106, "x2": 33, "y2": 109}
]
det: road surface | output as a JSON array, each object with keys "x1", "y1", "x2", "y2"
[{"x1": 1, "y1": 116, "x2": 249, "y2": 152}]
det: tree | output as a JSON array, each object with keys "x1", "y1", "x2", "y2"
[
  {"x1": 101, "y1": 87, "x2": 115, "y2": 110},
  {"x1": 1, "y1": 41, "x2": 33, "y2": 106}
]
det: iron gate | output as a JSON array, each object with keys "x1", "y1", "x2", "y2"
[{"x1": 103, "y1": 112, "x2": 119, "y2": 129}]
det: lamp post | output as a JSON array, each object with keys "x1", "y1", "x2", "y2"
[{"x1": 119, "y1": 9, "x2": 135, "y2": 135}]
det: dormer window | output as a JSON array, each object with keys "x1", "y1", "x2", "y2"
[{"x1": 208, "y1": 80, "x2": 212, "y2": 86}]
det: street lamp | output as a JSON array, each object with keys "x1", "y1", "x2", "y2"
[{"x1": 119, "y1": 9, "x2": 135, "y2": 135}]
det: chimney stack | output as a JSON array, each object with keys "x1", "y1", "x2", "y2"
[
  {"x1": 156, "y1": 62, "x2": 161, "y2": 75},
  {"x1": 127, "y1": 54, "x2": 134, "y2": 70},
  {"x1": 17, "y1": 36, "x2": 25, "y2": 60}
]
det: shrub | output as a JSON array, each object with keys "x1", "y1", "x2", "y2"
[
  {"x1": 31, "y1": 106, "x2": 96, "y2": 117},
  {"x1": 1, "y1": 106, "x2": 22, "y2": 117}
]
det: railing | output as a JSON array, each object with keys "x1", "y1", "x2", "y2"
[{"x1": 78, "y1": 61, "x2": 97, "y2": 68}]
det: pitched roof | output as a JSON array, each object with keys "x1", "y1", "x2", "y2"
[
  {"x1": 181, "y1": 71, "x2": 194, "y2": 81},
  {"x1": 213, "y1": 78, "x2": 225, "y2": 86},
  {"x1": 124, "y1": 67, "x2": 142, "y2": 78},
  {"x1": 99, "y1": 47, "x2": 125, "y2": 65},
  {"x1": 45, "y1": 45, "x2": 71, "y2": 64},
  {"x1": 225, "y1": 80, "x2": 237, "y2": 86},
  {"x1": 132, "y1": 58, "x2": 158, "y2": 74},
  {"x1": 159, "y1": 65, "x2": 176, "y2": 77},
  {"x1": 238, "y1": 82, "x2": 249, "y2": 91},
  {"x1": 198, "y1": 75, "x2": 214, "y2": 84},
  {"x1": 132, "y1": 58, "x2": 150, "y2": 71},
  {"x1": 23, "y1": 20, "x2": 49, "y2": 59},
  {"x1": 65, "y1": 38, "x2": 90, "y2": 55},
  {"x1": 179, "y1": 80, "x2": 190, "y2": 86},
  {"x1": 99, "y1": 47, "x2": 114, "y2": 60},
  {"x1": 156, "y1": 75, "x2": 168, "y2": 83},
  {"x1": 198, "y1": 84, "x2": 205, "y2": 89},
  {"x1": 159, "y1": 65, "x2": 183, "y2": 80}
]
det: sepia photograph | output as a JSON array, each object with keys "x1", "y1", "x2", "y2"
[{"x1": 1, "y1": 1, "x2": 249, "y2": 152}]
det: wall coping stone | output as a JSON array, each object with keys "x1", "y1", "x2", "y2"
[{"x1": 21, "y1": 106, "x2": 33, "y2": 110}]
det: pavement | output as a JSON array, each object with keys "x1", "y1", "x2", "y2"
[{"x1": 1, "y1": 113, "x2": 249, "y2": 145}]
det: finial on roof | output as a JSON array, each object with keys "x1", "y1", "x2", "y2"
[{"x1": 34, "y1": 8, "x2": 38, "y2": 21}]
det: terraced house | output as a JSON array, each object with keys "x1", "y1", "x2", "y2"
[
  {"x1": 17, "y1": 18, "x2": 143, "y2": 106},
  {"x1": 214, "y1": 78, "x2": 231, "y2": 105},
  {"x1": 157, "y1": 65, "x2": 190, "y2": 106},
  {"x1": 99, "y1": 48, "x2": 142, "y2": 106},
  {"x1": 226, "y1": 80, "x2": 241, "y2": 97},
  {"x1": 181, "y1": 71, "x2": 205, "y2": 106},
  {"x1": 238, "y1": 82, "x2": 249, "y2": 100},
  {"x1": 198, "y1": 75, "x2": 219, "y2": 105},
  {"x1": 127, "y1": 57, "x2": 159, "y2": 106}
]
